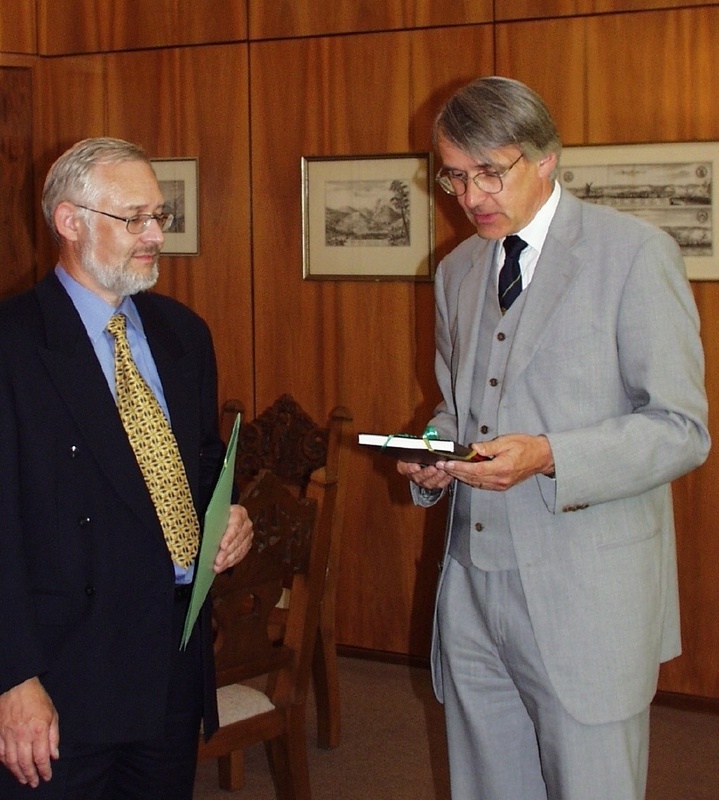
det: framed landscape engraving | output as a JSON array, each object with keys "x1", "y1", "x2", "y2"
[
  {"x1": 301, "y1": 153, "x2": 434, "y2": 280},
  {"x1": 559, "y1": 142, "x2": 718, "y2": 280},
  {"x1": 150, "y1": 158, "x2": 199, "y2": 255}
]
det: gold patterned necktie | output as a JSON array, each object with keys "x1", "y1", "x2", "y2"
[{"x1": 106, "y1": 313, "x2": 199, "y2": 569}]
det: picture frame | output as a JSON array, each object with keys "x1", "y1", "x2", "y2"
[
  {"x1": 150, "y1": 158, "x2": 199, "y2": 255},
  {"x1": 301, "y1": 153, "x2": 435, "y2": 280},
  {"x1": 558, "y1": 142, "x2": 717, "y2": 280}
]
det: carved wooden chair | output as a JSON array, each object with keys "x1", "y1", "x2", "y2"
[
  {"x1": 221, "y1": 394, "x2": 352, "y2": 750},
  {"x1": 197, "y1": 467, "x2": 333, "y2": 797}
]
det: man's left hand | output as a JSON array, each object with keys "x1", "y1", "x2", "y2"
[{"x1": 213, "y1": 504, "x2": 254, "y2": 573}]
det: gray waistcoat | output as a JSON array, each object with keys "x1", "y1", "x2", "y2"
[{"x1": 448, "y1": 269, "x2": 527, "y2": 570}]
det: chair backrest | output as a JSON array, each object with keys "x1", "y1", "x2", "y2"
[
  {"x1": 221, "y1": 394, "x2": 352, "y2": 499},
  {"x1": 210, "y1": 468, "x2": 331, "y2": 705}
]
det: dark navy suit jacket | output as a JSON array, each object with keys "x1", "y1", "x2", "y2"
[{"x1": 0, "y1": 270, "x2": 221, "y2": 742}]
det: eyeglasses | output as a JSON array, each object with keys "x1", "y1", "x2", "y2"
[
  {"x1": 75, "y1": 205, "x2": 174, "y2": 234},
  {"x1": 435, "y1": 152, "x2": 524, "y2": 196}
]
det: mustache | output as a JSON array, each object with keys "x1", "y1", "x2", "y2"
[{"x1": 132, "y1": 246, "x2": 161, "y2": 258}]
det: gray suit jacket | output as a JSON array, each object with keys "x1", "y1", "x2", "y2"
[{"x1": 417, "y1": 189, "x2": 710, "y2": 725}]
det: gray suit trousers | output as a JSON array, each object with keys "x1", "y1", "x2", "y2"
[{"x1": 437, "y1": 556, "x2": 650, "y2": 800}]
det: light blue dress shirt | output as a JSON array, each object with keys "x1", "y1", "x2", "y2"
[{"x1": 55, "y1": 265, "x2": 195, "y2": 583}]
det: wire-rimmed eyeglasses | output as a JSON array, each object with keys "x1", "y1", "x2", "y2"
[
  {"x1": 75, "y1": 205, "x2": 174, "y2": 234},
  {"x1": 435, "y1": 152, "x2": 524, "y2": 196}
]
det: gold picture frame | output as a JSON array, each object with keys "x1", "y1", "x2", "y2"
[{"x1": 301, "y1": 153, "x2": 434, "y2": 281}]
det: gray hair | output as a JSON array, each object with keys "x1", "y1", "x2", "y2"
[
  {"x1": 433, "y1": 76, "x2": 562, "y2": 169},
  {"x1": 42, "y1": 137, "x2": 151, "y2": 240}
]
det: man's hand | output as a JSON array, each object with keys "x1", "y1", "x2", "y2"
[
  {"x1": 213, "y1": 503, "x2": 254, "y2": 573},
  {"x1": 435, "y1": 433, "x2": 555, "y2": 491},
  {"x1": 0, "y1": 677, "x2": 59, "y2": 787},
  {"x1": 397, "y1": 459, "x2": 454, "y2": 492}
]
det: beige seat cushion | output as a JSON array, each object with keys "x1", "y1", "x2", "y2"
[{"x1": 216, "y1": 684, "x2": 276, "y2": 726}]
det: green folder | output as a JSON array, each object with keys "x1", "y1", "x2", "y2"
[{"x1": 180, "y1": 413, "x2": 241, "y2": 649}]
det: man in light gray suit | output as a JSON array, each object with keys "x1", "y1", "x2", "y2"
[{"x1": 398, "y1": 77, "x2": 710, "y2": 799}]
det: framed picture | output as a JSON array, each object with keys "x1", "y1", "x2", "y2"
[
  {"x1": 150, "y1": 158, "x2": 199, "y2": 255},
  {"x1": 301, "y1": 153, "x2": 434, "y2": 280},
  {"x1": 558, "y1": 142, "x2": 717, "y2": 280}
]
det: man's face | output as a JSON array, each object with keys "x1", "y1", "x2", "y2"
[
  {"x1": 437, "y1": 135, "x2": 556, "y2": 240},
  {"x1": 76, "y1": 160, "x2": 166, "y2": 304}
]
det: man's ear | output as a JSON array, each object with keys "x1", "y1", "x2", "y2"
[
  {"x1": 54, "y1": 201, "x2": 82, "y2": 241},
  {"x1": 538, "y1": 152, "x2": 558, "y2": 178}
]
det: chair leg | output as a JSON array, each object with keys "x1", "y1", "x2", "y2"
[
  {"x1": 313, "y1": 617, "x2": 341, "y2": 749},
  {"x1": 217, "y1": 750, "x2": 245, "y2": 791},
  {"x1": 266, "y1": 724, "x2": 311, "y2": 800}
]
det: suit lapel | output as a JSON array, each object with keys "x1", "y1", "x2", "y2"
[
  {"x1": 35, "y1": 274, "x2": 159, "y2": 528},
  {"x1": 505, "y1": 192, "x2": 585, "y2": 388}
]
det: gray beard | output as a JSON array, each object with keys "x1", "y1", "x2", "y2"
[
  {"x1": 80, "y1": 246, "x2": 160, "y2": 298},
  {"x1": 90, "y1": 259, "x2": 159, "y2": 297}
]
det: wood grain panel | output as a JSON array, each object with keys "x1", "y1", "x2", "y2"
[
  {"x1": 251, "y1": 31, "x2": 429, "y2": 655},
  {"x1": 580, "y1": 7, "x2": 719, "y2": 698},
  {"x1": 250, "y1": 28, "x2": 495, "y2": 656},
  {"x1": 586, "y1": 7, "x2": 719, "y2": 143},
  {"x1": 0, "y1": 67, "x2": 36, "y2": 298},
  {"x1": 249, "y1": 0, "x2": 492, "y2": 40},
  {"x1": 0, "y1": 0, "x2": 36, "y2": 54},
  {"x1": 495, "y1": 17, "x2": 588, "y2": 146},
  {"x1": 37, "y1": 0, "x2": 247, "y2": 56},
  {"x1": 102, "y1": 44, "x2": 253, "y2": 414},
  {"x1": 497, "y1": 0, "x2": 719, "y2": 21},
  {"x1": 659, "y1": 282, "x2": 719, "y2": 697}
]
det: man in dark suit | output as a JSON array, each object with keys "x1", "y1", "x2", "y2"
[
  {"x1": 398, "y1": 78, "x2": 710, "y2": 798},
  {"x1": 0, "y1": 137, "x2": 254, "y2": 799}
]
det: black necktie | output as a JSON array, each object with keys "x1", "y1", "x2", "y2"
[{"x1": 499, "y1": 235, "x2": 527, "y2": 313}]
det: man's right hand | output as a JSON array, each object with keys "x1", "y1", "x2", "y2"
[
  {"x1": 397, "y1": 459, "x2": 453, "y2": 491},
  {"x1": 0, "y1": 677, "x2": 60, "y2": 787}
]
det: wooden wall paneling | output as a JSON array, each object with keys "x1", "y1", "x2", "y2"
[
  {"x1": 581, "y1": 7, "x2": 719, "y2": 698},
  {"x1": 33, "y1": 55, "x2": 106, "y2": 276},
  {"x1": 410, "y1": 24, "x2": 496, "y2": 263},
  {"x1": 0, "y1": 65, "x2": 36, "y2": 298},
  {"x1": 0, "y1": 0, "x2": 36, "y2": 54},
  {"x1": 37, "y1": 0, "x2": 247, "y2": 56},
  {"x1": 249, "y1": 0, "x2": 492, "y2": 41},
  {"x1": 251, "y1": 31, "x2": 428, "y2": 655},
  {"x1": 585, "y1": 7, "x2": 719, "y2": 144},
  {"x1": 412, "y1": 0, "x2": 493, "y2": 28},
  {"x1": 496, "y1": 0, "x2": 719, "y2": 21},
  {"x1": 664, "y1": 283, "x2": 719, "y2": 698},
  {"x1": 102, "y1": 44, "x2": 254, "y2": 415},
  {"x1": 494, "y1": 17, "x2": 588, "y2": 147},
  {"x1": 248, "y1": 25, "x2": 501, "y2": 658}
]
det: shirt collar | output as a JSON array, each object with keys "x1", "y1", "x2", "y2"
[
  {"x1": 55, "y1": 264, "x2": 144, "y2": 343},
  {"x1": 514, "y1": 180, "x2": 561, "y2": 255}
]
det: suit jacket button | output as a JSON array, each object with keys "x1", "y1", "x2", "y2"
[
  {"x1": 70, "y1": 445, "x2": 80, "y2": 458},
  {"x1": 84, "y1": 584, "x2": 96, "y2": 596},
  {"x1": 78, "y1": 516, "x2": 91, "y2": 528},
  {"x1": 480, "y1": 425, "x2": 489, "y2": 434},
  {"x1": 497, "y1": 332, "x2": 506, "y2": 341},
  {"x1": 474, "y1": 522, "x2": 484, "y2": 532}
]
